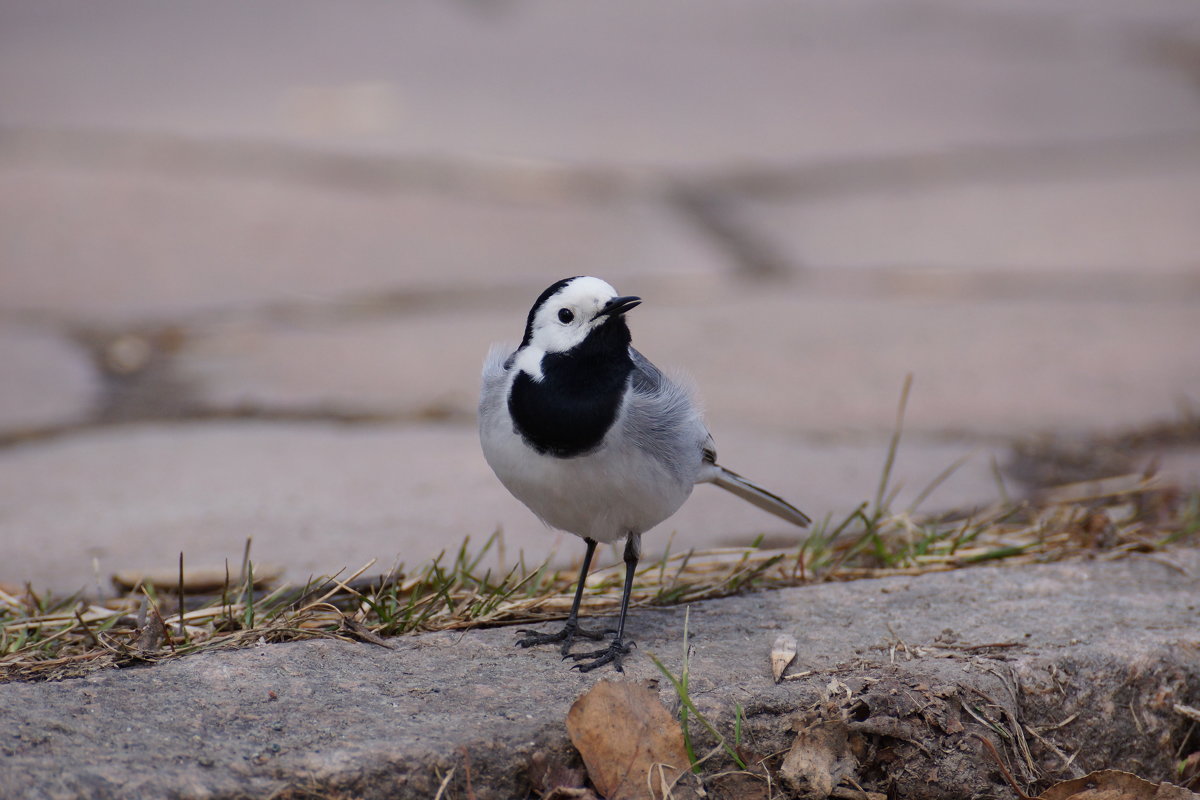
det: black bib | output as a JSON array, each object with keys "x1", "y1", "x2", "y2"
[{"x1": 509, "y1": 320, "x2": 633, "y2": 458}]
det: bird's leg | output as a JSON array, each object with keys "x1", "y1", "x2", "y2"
[
  {"x1": 567, "y1": 534, "x2": 639, "y2": 673},
  {"x1": 516, "y1": 538, "x2": 612, "y2": 655}
]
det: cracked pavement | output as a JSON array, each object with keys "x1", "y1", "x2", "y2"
[{"x1": 1, "y1": 0, "x2": 1199, "y2": 597}]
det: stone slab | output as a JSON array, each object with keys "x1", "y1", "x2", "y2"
[
  {"x1": 0, "y1": 157, "x2": 721, "y2": 325},
  {"x1": 2, "y1": 1, "x2": 1199, "y2": 166},
  {"x1": 174, "y1": 311, "x2": 512, "y2": 421},
  {"x1": 0, "y1": 421, "x2": 1007, "y2": 596},
  {"x1": 166, "y1": 283, "x2": 1200, "y2": 441},
  {"x1": 1, "y1": 550, "x2": 1197, "y2": 799},
  {"x1": 745, "y1": 155, "x2": 1200, "y2": 273},
  {"x1": 0, "y1": 322, "x2": 100, "y2": 433},
  {"x1": 639, "y1": 288, "x2": 1200, "y2": 439}
]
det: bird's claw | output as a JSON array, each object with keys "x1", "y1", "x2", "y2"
[
  {"x1": 566, "y1": 639, "x2": 635, "y2": 673},
  {"x1": 515, "y1": 621, "x2": 614, "y2": 656}
]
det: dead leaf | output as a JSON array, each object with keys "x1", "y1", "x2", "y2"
[
  {"x1": 135, "y1": 603, "x2": 166, "y2": 652},
  {"x1": 1175, "y1": 705, "x2": 1200, "y2": 725},
  {"x1": 779, "y1": 721, "x2": 857, "y2": 799},
  {"x1": 772, "y1": 633, "x2": 798, "y2": 683},
  {"x1": 565, "y1": 680, "x2": 696, "y2": 800},
  {"x1": 1038, "y1": 769, "x2": 1200, "y2": 800}
]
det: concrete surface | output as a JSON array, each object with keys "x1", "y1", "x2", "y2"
[
  {"x1": 2, "y1": 550, "x2": 1198, "y2": 799},
  {"x1": 0, "y1": 421, "x2": 1008, "y2": 595},
  {"x1": 5, "y1": 1, "x2": 1200, "y2": 164},
  {"x1": 1, "y1": 0, "x2": 1199, "y2": 597},
  {"x1": 0, "y1": 323, "x2": 100, "y2": 431}
]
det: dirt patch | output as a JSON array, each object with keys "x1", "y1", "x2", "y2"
[{"x1": 753, "y1": 653, "x2": 1198, "y2": 798}]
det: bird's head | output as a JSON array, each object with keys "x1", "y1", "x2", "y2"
[{"x1": 519, "y1": 276, "x2": 641, "y2": 356}]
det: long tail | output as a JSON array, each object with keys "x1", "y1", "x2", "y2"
[{"x1": 707, "y1": 465, "x2": 811, "y2": 528}]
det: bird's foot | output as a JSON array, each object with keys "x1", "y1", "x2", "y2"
[
  {"x1": 516, "y1": 620, "x2": 614, "y2": 657},
  {"x1": 565, "y1": 638, "x2": 635, "y2": 673}
]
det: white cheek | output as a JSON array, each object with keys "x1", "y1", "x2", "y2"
[{"x1": 534, "y1": 319, "x2": 589, "y2": 354}]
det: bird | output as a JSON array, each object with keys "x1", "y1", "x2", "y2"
[{"x1": 479, "y1": 276, "x2": 810, "y2": 672}]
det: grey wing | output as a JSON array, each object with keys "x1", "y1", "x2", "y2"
[
  {"x1": 625, "y1": 348, "x2": 810, "y2": 525},
  {"x1": 479, "y1": 343, "x2": 515, "y2": 429},
  {"x1": 623, "y1": 348, "x2": 711, "y2": 485}
]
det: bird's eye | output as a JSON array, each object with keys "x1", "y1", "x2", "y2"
[{"x1": 557, "y1": 308, "x2": 574, "y2": 324}]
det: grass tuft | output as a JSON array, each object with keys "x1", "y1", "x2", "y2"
[
  {"x1": 649, "y1": 606, "x2": 747, "y2": 771},
  {"x1": 1, "y1": 473, "x2": 1197, "y2": 683}
]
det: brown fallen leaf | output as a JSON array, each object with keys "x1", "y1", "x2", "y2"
[
  {"x1": 1179, "y1": 752, "x2": 1200, "y2": 790},
  {"x1": 135, "y1": 603, "x2": 166, "y2": 652},
  {"x1": 771, "y1": 633, "x2": 798, "y2": 683},
  {"x1": 565, "y1": 680, "x2": 697, "y2": 800},
  {"x1": 1038, "y1": 769, "x2": 1200, "y2": 800}
]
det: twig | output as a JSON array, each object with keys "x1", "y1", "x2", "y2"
[
  {"x1": 959, "y1": 642, "x2": 1023, "y2": 652},
  {"x1": 1175, "y1": 721, "x2": 1197, "y2": 760},
  {"x1": 1029, "y1": 712, "x2": 1079, "y2": 733},
  {"x1": 1129, "y1": 701, "x2": 1147, "y2": 735},
  {"x1": 1175, "y1": 704, "x2": 1200, "y2": 724},
  {"x1": 1022, "y1": 723, "x2": 1082, "y2": 778},
  {"x1": 300, "y1": 560, "x2": 377, "y2": 610},
  {"x1": 73, "y1": 606, "x2": 100, "y2": 649},
  {"x1": 178, "y1": 552, "x2": 186, "y2": 640},
  {"x1": 431, "y1": 766, "x2": 455, "y2": 800},
  {"x1": 458, "y1": 746, "x2": 476, "y2": 800},
  {"x1": 974, "y1": 734, "x2": 1034, "y2": 800}
]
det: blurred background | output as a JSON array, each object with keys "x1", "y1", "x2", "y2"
[{"x1": 1, "y1": 0, "x2": 1199, "y2": 595}]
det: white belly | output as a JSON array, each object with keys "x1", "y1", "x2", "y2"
[{"x1": 481, "y1": 420, "x2": 694, "y2": 543}]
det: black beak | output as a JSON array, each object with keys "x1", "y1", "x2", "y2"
[{"x1": 594, "y1": 295, "x2": 642, "y2": 320}]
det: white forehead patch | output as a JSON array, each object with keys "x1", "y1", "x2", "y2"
[{"x1": 554, "y1": 276, "x2": 618, "y2": 307}]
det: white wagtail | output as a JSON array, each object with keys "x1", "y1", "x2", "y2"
[{"x1": 479, "y1": 276, "x2": 810, "y2": 672}]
